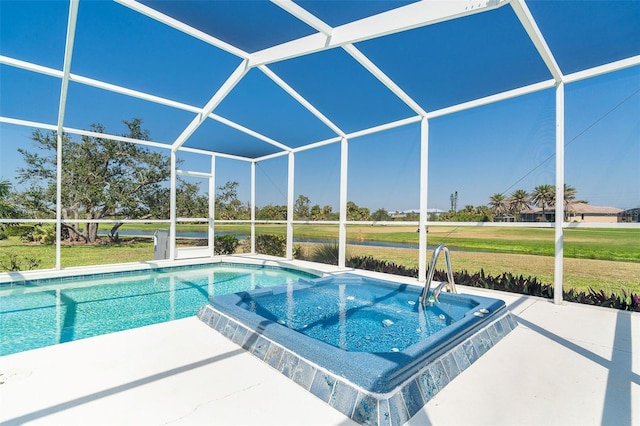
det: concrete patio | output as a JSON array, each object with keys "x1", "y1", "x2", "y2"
[{"x1": 1, "y1": 263, "x2": 638, "y2": 425}]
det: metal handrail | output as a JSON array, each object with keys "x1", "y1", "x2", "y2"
[{"x1": 420, "y1": 243, "x2": 457, "y2": 306}]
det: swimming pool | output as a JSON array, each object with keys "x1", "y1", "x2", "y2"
[
  {"x1": 0, "y1": 263, "x2": 317, "y2": 356},
  {"x1": 199, "y1": 274, "x2": 517, "y2": 425}
]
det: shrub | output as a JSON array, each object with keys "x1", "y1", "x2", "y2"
[
  {"x1": 214, "y1": 235, "x2": 239, "y2": 255},
  {"x1": 31, "y1": 225, "x2": 56, "y2": 245},
  {"x1": 310, "y1": 241, "x2": 341, "y2": 265},
  {"x1": 255, "y1": 234, "x2": 286, "y2": 257},
  {"x1": 0, "y1": 230, "x2": 7, "y2": 240},
  {"x1": 0, "y1": 252, "x2": 41, "y2": 272},
  {"x1": 346, "y1": 255, "x2": 639, "y2": 312},
  {"x1": 347, "y1": 255, "x2": 416, "y2": 277},
  {"x1": 4, "y1": 224, "x2": 36, "y2": 238}
]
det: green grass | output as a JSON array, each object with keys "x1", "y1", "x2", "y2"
[{"x1": 1, "y1": 224, "x2": 638, "y2": 296}]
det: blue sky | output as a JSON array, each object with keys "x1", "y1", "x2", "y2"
[{"x1": 1, "y1": 0, "x2": 639, "y2": 213}]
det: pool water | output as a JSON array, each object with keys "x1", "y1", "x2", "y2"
[
  {"x1": 242, "y1": 280, "x2": 476, "y2": 352},
  {"x1": 0, "y1": 264, "x2": 315, "y2": 356}
]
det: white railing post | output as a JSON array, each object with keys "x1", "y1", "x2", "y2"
[
  {"x1": 251, "y1": 160, "x2": 256, "y2": 254},
  {"x1": 339, "y1": 137, "x2": 348, "y2": 268},
  {"x1": 169, "y1": 150, "x2": 177, "y2": 260},
  {"x1": 554, "y1": 82, "x2": 565, "y2": 304},
  {"x1": 209, "y1": 155, "x2": 216, "y2": 256},
  {"x1": 418, "y1": 117, "x2": 429, "y2": 282},
  {"x1": 286, "y1": 152, "x2": 294, "y2": 259}
]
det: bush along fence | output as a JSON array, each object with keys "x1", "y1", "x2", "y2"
[{"x1": 346, "y1": 256, "x2": 640, "y2": 312}]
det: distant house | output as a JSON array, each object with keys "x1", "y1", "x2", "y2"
[
  {"x1": 494, "y1": 214, "x2": 516, "y2": 222},
  {"x1": 520, "y1": 202, "x2": 623, "y2": 223},
  {"x1": 390, "y1": 208, "x2": 445, "y2": 219},
  {"x1": 618, "y1": 208, "x2": 640, "y2": 223}
]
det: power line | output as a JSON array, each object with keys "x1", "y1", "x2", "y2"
[{"x1": 500, "y1": 86, "x2": 640, "y2": 197}]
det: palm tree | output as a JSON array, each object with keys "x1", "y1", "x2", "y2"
[
  {"x1": 530, "y1": 184, "x2": 555, "y2": 221},
  {"x1": 562, "y1": 183, "x2": 578, "y2": 220},
  {"x1": 488, "y1": 193, "x2": 509, "y2": 216},
  {"x1": 508, "y1": 189, "x2": 529, "y2": 220},
  {"x1": 563, "y1": 184, "x2": 577, "y2": 207}
]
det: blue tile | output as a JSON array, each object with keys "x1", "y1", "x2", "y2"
[
  {"x1": 232, "y1": 325, "x2": 248, "y2": 346},
  {"x1": 329, "y1": 380, "x2": 358, "y2": 418},
  {"x1": 210, "y1": 313, "x2": 221, "y2": 329},
  {"x1": 452, "y1": 345, "x2": 471, "y2": 371},
  {"x1": 472, "y1": 329, "x2": 492, "y2": 357},
  {"x1": 310, "y1": 371, "x2": 337, "y2": 403},
  {"x1": 215, "y1": 316, "x2": 228, "y2": 333},
  {"x1": 249, "y1": 336, "x2": 271, "y2": 360},
  {"x1": 378, "y1": 398, "x2": 393, "y2": 426},
  {"x1": 352, "y1": 392, "x2": 379, "y2": 426},
  {"x1": 440, "y1": 352, "x2": 461, "y2": 382},
  {"x1": 400, "y1": 379, "x2": 424, "y2": 418},
  {"x1": 487, "y1": 320, "x2": 506, "y2": 344},
  {"x1": 462, "y1": 339, "x2": 479, "y2": 364},
  {"x1": 264, "y1": 344, "x2": 284, "y2": 369},
  {"x1": 198, "y1": 306, "x2": 212, "y2": 324},
  {"x1": 417, "y1": 369, "x2": 438, "y2": 402},
  {"x1": 291, "y1": 358, "x2": 316, "y2": 390},
  {"x1": 387, "y1": 391, "x2": 411, "y2": 426},
  {"x1": 221, "y1": 320, "x2": 238, "y2": 339},
  {"x1": 426, "y1": 360, "x2": 449, "y2": 394},
  {"x1": 499, "y1": 316, "x2": 513, "y2": 333},
  {"x1": 241, "y1": 331, "x2": 258, "y2": 351},
  {"x1": 494, "y1": 317, "x2": 506, "y2": 335},
  {"x1": 278, "y1": 350, "x2": 299, "y2": 378}
]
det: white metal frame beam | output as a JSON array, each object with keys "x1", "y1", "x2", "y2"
[
  {"x1": 510, "y1": 0, "x2": 564, "y2": 82},
  {"x1": 343, "y1": 44, "x2": 427, "y2": 117},
  {"x1": 115, "y1": 0, "x2": 249, "y2": 59},
  {"x1": 171, "y1": 60, "x2": 249, "y2": 152},
  {"x1": 54, "y1": 0, "x2": 79, "y2": 270},
  {"x1": 251, "y1": 0, "x2": 509, "y2": 67},
  {"x1": 272, "y1": 0, "x2": 333, "y2": 36},
  {"x1": 259, "y1": 65, "x2": 346, "y2": 138}
]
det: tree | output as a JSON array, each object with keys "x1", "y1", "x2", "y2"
[
  {"x1": 488, "y1": 193, "x2": 508, "y2": 216},
  {"x1": 371, "y1": 208, "x2": 390, "y2": 221},
  {"x1": 530, "y1": 184, "x2": 555, "y2": 221},
  {"x1": 176, "y1": 179, "x2": 209, "y2": 218},
  {"x1": 215, "y1": 181, "x2": 248, "y2": 220},
  {"x1": 16, "y1": 119, "x2": 172, "y2": 243},
  {"x1": 563, "y1": 184, "x2": 577, "y2": 208},
  {"x1": 346, "y1": 201, "x2": 370, "y2": 221},
  {"x1": 449, "y1": 191, "x2": 458, "y2": 212},
  {"x1": 256, "y1": 204, "x2": 287, "y2": 220},
  {"x1": 322, "y1": 205, "x2": 337, "y2": 221},
  {"x1": 508, "y1": 189, "x2": 529, "y2": 219},
  {"x1": 294, "y1": 195, "x2": 310, "y2": 220},
  {"x1": 309, "y1": 204, "x2": 322, "y2": 220},
  {"x1": 0, "y1": 179, "x2": 20, "y2": 219}
]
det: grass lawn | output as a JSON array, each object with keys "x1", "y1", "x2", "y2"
[{"x1": 1, "y1": 223, "x2": 638, "y2": 296}]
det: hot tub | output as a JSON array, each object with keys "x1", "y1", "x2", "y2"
[{"x1": 198, "y1": 273, "x2": 517, "y2": 425}]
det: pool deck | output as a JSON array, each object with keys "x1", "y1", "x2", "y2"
[{"x1": 1, "y1": 257, "x2": 638, "y2": 425}]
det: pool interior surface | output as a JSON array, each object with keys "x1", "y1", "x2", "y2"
[
  {"x1": 0, "y1": 263, "x2": 316, "y2": 356},
  {"x1": 239, "y1": 278, "x2": 476, "y2": 353},
  {"x1": 200, "y1": 274, "x2": 517, "y2": 425}
]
